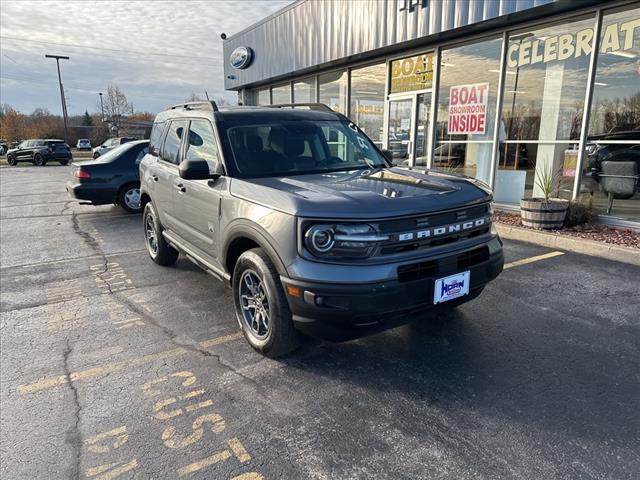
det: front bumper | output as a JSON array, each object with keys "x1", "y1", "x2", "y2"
[{"x1": 281, "y1": 240, "x2": 503, "y2": 340}]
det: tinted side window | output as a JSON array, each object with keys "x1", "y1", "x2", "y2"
[
  {"x1": 185, "y1": 120, "x2": 219, "y2": 172},
  {"x1": 160, "y1": 120, "x2": 187, "y2": 165},
  {"x1": 149, "y1": 122, "x2": 166, "y2": 156}
]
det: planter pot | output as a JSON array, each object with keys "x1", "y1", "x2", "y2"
[{"x1": 520, "y1": 198, "x2": 569, "y2": 230}]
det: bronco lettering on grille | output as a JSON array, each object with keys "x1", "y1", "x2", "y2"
[{"x1": 397, "y1": 218, "x2": 486, "y2": 242}]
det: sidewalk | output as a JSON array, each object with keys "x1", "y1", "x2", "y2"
[{"x1": 495, "y1": 223, "x2": 640, "y2": 266}]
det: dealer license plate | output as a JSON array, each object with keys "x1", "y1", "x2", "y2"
[{"x1": 433, "y1": 271, "x2": 470, "y2": 304}]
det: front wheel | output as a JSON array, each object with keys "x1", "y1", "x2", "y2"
[
  {"x1": 7, "y1": 155, "x2": 17, "y2": 166},
  {"x1": 93, "y1": 152, "x2": 100, "y2": 159},
  {"x1": 59, "y1": 159, "x2": 69, "y2": 166},
  {"x1": 232, "y1": 248, "x2": 300, "y2": 358},
  {"x1": 143, "y1": 202, "x2": 178, "y2": 266},
  {"x1": 118, "y1": 183, "x2": 142, "y2": 213}
]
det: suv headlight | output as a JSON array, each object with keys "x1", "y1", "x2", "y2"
[{"x1": 303, "y1": 223, "x2": 388, "y2": 259}]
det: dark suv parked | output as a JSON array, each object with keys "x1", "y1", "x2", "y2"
[
  {"x1": 6, "y1": 139, "x2": 72, "y2": 166},
  {"x1": 140, "y1": 102, "x2": 503, "y2": 357}
]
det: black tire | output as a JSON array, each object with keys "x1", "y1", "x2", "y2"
[
  {"x1": 59, "y1": 159, "x2": 69, "y2": 166},
  {"x1": 143, "y1": 202, "x2": 178, "y2": 266},
  {"x1": 7, "y1": 155, "x2": 17, "y2": 166},
  {"x1": 33, "y1": 154, "x2": 46, "y2": 166},
  {"x1": 232, "y1": 248, "x2": 300, "y2": 358},
  {"x1": 93, "y1": 152, "x2": 100, "y2": 159},
  {"x1": 118, "y1": 183, "x2": 142, "y2": 214}
]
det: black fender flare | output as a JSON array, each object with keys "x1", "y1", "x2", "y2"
[{"x1": 223, "y1": 220, "x2": 289, "y2": 278}]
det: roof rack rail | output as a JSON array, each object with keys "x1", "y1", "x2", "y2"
[
  {"x1": 168, "y1": 101, "x2": 219, "y2": 112},
  {"x1": 266, "y1": 103, "x2": 334, "y2": 112}
]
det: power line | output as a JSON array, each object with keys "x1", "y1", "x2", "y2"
[{"x1": 1, "y1": 36, "x2": 219, "y2": 61}]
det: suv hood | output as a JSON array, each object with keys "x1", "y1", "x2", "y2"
[{"x1": 230, "y1": 167, "x2": 492, "y2": 218}]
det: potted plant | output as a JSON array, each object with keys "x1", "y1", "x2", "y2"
[{"x1": 520, "y1": 166, "x2": 569, "y2": 229}]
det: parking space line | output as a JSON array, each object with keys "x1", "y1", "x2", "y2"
[
  {"x1": 503, "y1": 251, "x2": 564, "y2": 270},
  {"x1": 16, "y1": 332, "x2": 243, "y2": 394}
]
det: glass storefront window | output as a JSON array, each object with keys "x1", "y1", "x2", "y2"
[
  {"x1": 434, "y1": 37, "x2": 502, "y2": 182},
  {"x1": 496, "y1": 15, "x2": 595, "y2": 204},
  {"x1": 271, "y1": 83, "x2": 291, "y2": 104},
  {"x1": 350, "y1": 63, "x2": 385, "y2": 147},
  {"x1": 319, "y1": 70, "x2": 347, "y2": 113},
  {"x1": 293, "y1": 77, "x2": 316, "y2": 103},
  {"x1": 256, "y1": 88, "x2": 270, "y2": 106},
  {"x1": 580, "y1": 6, "x2": 640, "y2": 221}
]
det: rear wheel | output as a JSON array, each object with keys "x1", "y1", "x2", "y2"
[
  {"x1": 59, "y1": 159, "x2": 69, "y2": 166},
  {"x1": 118, "y1": 183, "x2": 142, "y2": 213},
  {"x1": 232, "y1": 248, "x2": 300, "y2": 358},
  {"x1": 143, "y1": 202, "x2": 178, "y2": 266},
  {"x1": 93, "y1": 152, "x2": 100, "y2": 159},
  {"x1": 7, "y1": 155, "x2": 17, "y2": 166},
  {"x1": 33, "y1": 154, "x2": 46, "y2": 166}
]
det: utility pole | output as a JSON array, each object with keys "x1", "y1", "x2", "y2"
[
  {"x1": 45, "y1": 54, "x2": 70, "y2": 143},
  {"x1": 98, "y1": 92, "x2": 104, "y2": 121}
]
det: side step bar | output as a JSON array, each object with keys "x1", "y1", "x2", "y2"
[{"x1": 162, "y1": 230, "x2": 230, "y2": 283}]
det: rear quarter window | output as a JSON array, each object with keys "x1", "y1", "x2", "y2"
[{"x1": 149, "y1": 122, "x2": 166, "y2": 156}]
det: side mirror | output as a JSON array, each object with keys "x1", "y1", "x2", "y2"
[{"x1": 179, "y1": 158, "x2": 220, "y2": 180}]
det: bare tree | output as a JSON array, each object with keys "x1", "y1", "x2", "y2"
[
  {"x1": 98, "y1": 85, "x2": 132, "y2": 127},
  {"x1": 186, "y1": 92, "x2": 204, "y2": 102}
]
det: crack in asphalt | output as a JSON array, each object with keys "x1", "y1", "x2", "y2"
[
  {"x1": 60, "y1": 200, "x2": 74, "y2": 217},
  {"x1": 68, "y1": 210, "x2": 267, "y2": 397},
  {"x1": 70, "y1": 212, "x2": 103, "y2": 253},
  {"x1": 62, "y1": 338, "x2": 83, "y2": 480}
]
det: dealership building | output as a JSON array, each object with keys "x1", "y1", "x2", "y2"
[{"x1": 223, "y1": 0, "x2": 640, "y2": 226}]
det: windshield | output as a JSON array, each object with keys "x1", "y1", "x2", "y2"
[{"x1": 220, "y1": 120, "x2": 387, "y2": 178}]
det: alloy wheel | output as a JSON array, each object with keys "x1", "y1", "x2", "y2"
[
  {"x1": 145, "y1": 214, "x2": 158, "y2": 255},
  {"x1": 124, "y1": 187, "x2": 141, "y2": 210},
  {"x1": 238, "y1": 269, "x2": 271, "y2": 339}
]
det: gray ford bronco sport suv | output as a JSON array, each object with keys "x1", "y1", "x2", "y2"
[{"x1": 140, "y1": 101, "x2": 503, "y2": 357}]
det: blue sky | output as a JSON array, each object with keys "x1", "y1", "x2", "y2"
[{"x1": 0, "y1": 0, "x2": 290, "y2": 115}]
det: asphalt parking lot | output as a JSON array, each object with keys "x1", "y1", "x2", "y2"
[{"x1": 1, "y1": 165, "x2": 639, "y2": 480}]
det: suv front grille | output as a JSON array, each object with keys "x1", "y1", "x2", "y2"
[
  {"x1": 397, "y1": 246, "x2": 490, "y2": 282},
  {"x1": 375, "y1": 203, "x2": 491, "y2": 256}
]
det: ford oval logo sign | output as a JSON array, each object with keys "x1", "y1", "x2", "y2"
[{"x1": 230, "y1": 46, "x2": 253, "y2": 70}]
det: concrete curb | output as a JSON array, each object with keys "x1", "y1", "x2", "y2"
[{"x1": 495, "y1": 223, "x2": 640, "y2": 266}]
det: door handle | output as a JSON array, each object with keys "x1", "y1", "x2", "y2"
[
  {"x1": 151, "y1": 174, "x2": 158, "y2": 182},
  {"x1": 174, "y1": 183, "x2": 186, "y2": 193}
]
